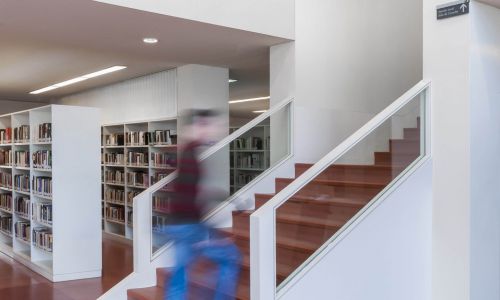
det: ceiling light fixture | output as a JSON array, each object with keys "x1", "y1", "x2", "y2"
[
  {"x1": 143, "y1": 37, "x2": 158, "y2": 44},
  {"x1": 229, "y1": 79, "x2": 238, "y2": 83},
  {"x1": 228, "y1": 96, "x2": 270, "y2": 104},
  {"x1": 253, "y1": 110, "x2": 268, "y2": 113},
  {"x1": 30, "y1": 66, "x2": 127, "y2": 95}
]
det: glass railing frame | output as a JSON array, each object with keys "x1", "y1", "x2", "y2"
[
  {"x1": 249, "y1": 80, "x2": 431, "y2": 300},
  {"x1": 131, "y1": 96, "x2": 295, "y2": 261}
]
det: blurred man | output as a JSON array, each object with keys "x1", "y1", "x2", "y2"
[{"x1": 164, "y1": 109, "x2": 241, "y2": 300}]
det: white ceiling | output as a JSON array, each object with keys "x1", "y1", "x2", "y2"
[{"x1": 0, "y1": 0, "x2": 289, "y2": 105}]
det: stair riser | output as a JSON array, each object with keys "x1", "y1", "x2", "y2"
[
  {"x1": 374, "y1": 153, "x2": 418, "y2": 166},
  {"x1": 404, "y1": 128, "x2": 420, "y2": 140},
  {"x1": 390, "y1": 140, "x2": 421, "y2": 155},
  {"x1": 275, "y1": 181, "x2": 382, "y2": 200},
  {"x1": 255, "y1": 197, "x2": 363, "y2": 221},
  {"x1": 294, "y1": 165, "x2": 397, "y2": 183}
]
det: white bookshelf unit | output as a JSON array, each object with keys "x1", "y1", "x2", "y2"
[
  {"x1": 101, "y1": 118, "x2": 177, "y2": 240},
  {"x1": 229, "y1": 124, "x2": 270, "y2": 194},
  {"x1": 0, "y1": 105, "x2": 101, "y2": 282}
]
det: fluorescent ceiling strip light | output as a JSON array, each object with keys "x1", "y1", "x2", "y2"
[
  {"x1": 229, "y1": 96, "x2": 270, "y2": 104},
  {"x1": 228, "y1": 79, "x2": 238, "y2": 83},
  {"x1": 253, "y1": 110, "x2": 268, "y2": 113},
  {"x1": 30, "y1": 66, "x2": 127, "y2": 94}
]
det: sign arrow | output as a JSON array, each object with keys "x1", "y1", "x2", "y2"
[{"x1": 460, "y1": 3, "x2": 467, "y2": 12}]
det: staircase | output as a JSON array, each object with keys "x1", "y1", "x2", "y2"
[{"x1": 127, "y1": 123, "x2": 420, "y2": 300}]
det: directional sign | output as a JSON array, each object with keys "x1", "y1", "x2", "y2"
[{"x1": 437, "y1": 0, "x2": 470, "y2": 20}]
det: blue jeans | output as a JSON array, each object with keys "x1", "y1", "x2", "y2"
[{"x1": 164, "y1": 224, "x2": 241, "y2": 300}]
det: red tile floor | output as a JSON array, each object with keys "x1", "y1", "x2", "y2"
[{"x1": 0, "y1": 237, "x2": 133, "y2": 300}]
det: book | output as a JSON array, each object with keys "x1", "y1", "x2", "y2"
[
  {"x1": 34, "y1": 123, "x2": 52, "y2": 142},
  {"x1": 14, "y1": 151, "x2": 29, "y2": 168},
  {"x1": 32, "y1": 176, "x2": 52, "y2": 197},
  {"x1": 127, "y1": 171, "x2": 149, "y2": 187},
  {"x1": 14, "y1": 197, "x2": 29, "y2": 218},
  {"x1": 32, "y1": 227, "x2": 53, "y2": 252},
  {"x1": 0, "y1": 215, "x2": 12, "y2": 235},
  {"x1": 106, "y1": 206, "x2": 125, "y2": 222},
  {"x1": 0, "y1": 194, "x2": 12, "y2": 212},
  {"x1": 14, "y1": 221, "x2": 30, "y2": 242},
  {"x1": 127, "y1": 151, "x2": 148, "y2": 166},
  {"x1": 104, "y1": 134, "x2": 124, "y2": 146},
  {"x1": 14, "y1": 174, "x2": 30, "y2": 193},
  {"x1": 0, "y1": 172, "x2": 12, "y2": 189},
  {"x1": 0, "y1": 149, "x2": 12, "y2": 166},
  {"x1": 0, "y1": 128, "x2": 12, "y2": 144},
  {"x1": 102, "y1": 152, "x2": 124, "y2": 165},
  {"x1": 150, "y1": 152, "x2": 176, "y2": 168},
  {"x1": 33, "y1": 150, "x2": 52, "y2": 169},
  {"x1": 13, "y1": 125, "x2": 30, "y2": 143},
  {"x1": 32, "y1": 202, "x2": 52, "y2": 225},
  {"x1": 104, "y1": 170, "x2": 125, "y2": 185},
  {"x1": 105, "y1": 189, "x2": 125, "y2": 204}
]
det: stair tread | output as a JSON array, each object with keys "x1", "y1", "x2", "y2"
[
  {"x1": 295, "y1": 163, "x2": 405, "y2": 170},
  {"x1": 277, "y1": 177, "x2": 387, "y2": 188},
  {"x1": 237, "y1": 210, "x2": 345, "y2": 229},
  {"x1": 222, "y1": 227, "x2": 317, "y2": 253},
  {"x1": 255, "y1": 193, "x2": 367, "y2": 208},
  {"x1": 239, "y1": 253, "x2": 295, "y2": 279},
  {"x1": 128, "y1": 286, "x2": 163, "y2": 300}
]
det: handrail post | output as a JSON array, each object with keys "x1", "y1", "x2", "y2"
[
  {"x1": 250, "y1": 208, "x2": 276, "y2": 300},
  {"x1": 133, "y1": 191, "x2": 152, "y2": 272}
]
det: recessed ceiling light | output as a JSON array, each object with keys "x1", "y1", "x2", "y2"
[
  {"x1": 143, "y1": 37, "x2": 158, "y2": 44},
  {"x1": 253, "y1": 110, "x2": 268, "y2": 113},
  {"x1": 229, "y1": 79, "x2": 238, "y2": 83},
  {"x1": 229, "y1": 96, "x2": 270, "y2": 104},
  {"x1": 30, "y1": 66, "x2": 127, "y2": 95}
]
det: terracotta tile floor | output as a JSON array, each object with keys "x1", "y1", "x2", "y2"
[{"x1": 0, "y1": 238, "x2": 133, "y2": 300}]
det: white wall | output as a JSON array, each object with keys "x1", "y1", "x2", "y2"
[
  {"x1": 280, "y1": 160, "x2": 432, "y2": 300},
  {"x1": 55, "y1": 70, "x2": 177, "y2": 124},
  {"x1": 423, "y1": 0, "x2": 471, "y2": 299},
  {"x1": 93, "y1": 0, "x2": 294, "y2": 39},
  {"x1": 291, "y1": 0, "x2": 423, "y2": 163},
  {"x1": 0, "y1": 100, "x2": 46, "y2": 115},
  {"x1": 470, "y1": 3, "x2": 500, "y2": 299}
]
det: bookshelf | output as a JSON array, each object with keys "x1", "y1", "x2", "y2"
[
  {"x1": 0, "y1": 105, "x2": 101, "y2": 282},
  {"x1": 101, "y1": 118, "x2": 177, "y2": 240},
  {"x1": 229, "y1": 124, "x2": 270, "y2": 194}
]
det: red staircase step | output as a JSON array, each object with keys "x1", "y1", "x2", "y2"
[
  {"x1": 275, "y1": 178, "x2": 385, "y2": 200},
  {"x1": 374, "y1": 152, "x2": 419, "y2": 166},
  {"x1": 404, "y1": 128, "x2": 420, "y2": 140},
  {"x1": 294, "y1": 163, "x2": 402, "y2": 183},
  {"x1": 389, "y1": 139, "x2": 420, "y2": 154},
  {"x1": 128, "y1": 286, "x2": 163, "y2": 300}
]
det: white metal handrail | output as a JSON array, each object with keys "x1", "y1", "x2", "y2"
[{"x1": 250, "y1": 79, "x2": 431, "y2": 299}]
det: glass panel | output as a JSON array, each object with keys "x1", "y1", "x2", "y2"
[
  {"x1": 275, "y1": 93, "x2": 425, "y2": 288},
  {"x1": 151, "y1": 103, "x2": 292, "y2": 256}
]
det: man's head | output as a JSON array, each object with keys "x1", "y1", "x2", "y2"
[{"x1": 181, "y1": 109, "x2": 224, "y2": 144}]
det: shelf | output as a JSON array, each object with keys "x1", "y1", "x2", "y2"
[
  {"x1": 127, "y1": 222, "x2": 133, "y2": 227},
  {"x1": 104, "y1": 164, "x2": 126, "y2": 168},
  {"x1": 0, "y1": 143, "x2": 12, "y2": 147},
  {"x1": 32, "y1": 243, "x2": 53, "y2": 254},
  {"x1": 231, "y1": 167, "x2": 266, "y2": 171},
  {"x1": 104, "y1": 145, "x2": 125, "y2": 149},
  {"x1": 32, "y1": 141, "x2": 52, "y2": 145},
  {"x1": 16, "y1": 237, "x2": 31, "y2": 246},
  {"x1": 126, "y1": 145, "x2": 148, "y2": 148},
  {"x1": 106, "y1": 201, "x2": 125, "y2": 206},
  {"x1": 105, "y1": 182, "x2": 125, "y2": 187},
  {"x1": 14, "y1": 190, "x2": 31, "y2": 196},
  {"x1": 13, "y1": 142, "x2": 30, "y2": 146},
  {"x1": 15, "y1": 212, "x2": 30, "y2": 220},
  {"x1": 0, "y1": 165, "x2": 12, "y2": 169},
  {"x1": 16, "y1": 249, "x2": 31, "y2": 260},
  {"x1": 32, "y1": 218, "x2": 53, "y2": 228},
  {"x1": 32, "y1": 193, "x2": 52, "y2": 201},
  {"x1": 126, "y1": 165, "x2": 149, "y2": 169},
  {"x1": 106, "y1": 219, "x2": 125, "y2": 226},
  {"x1": 34, "y1": 260, "x2": 53, "y2": 273},
  {"x1": 127, "y1": 185, "x2": 148, "y2": 190},
  {"x1": 0, "y1": 207, "x2": 12, "y2": 214},
  {"x1": 13, "y1": 166, "x2": 30, "y2": 171},
  {"x1": 0, "y1": 187, "x2": 13, "y2": 192},
  {"x1": 150, "y1": 166, "x2": 176, "y2": 170},
  {"x1": 0, "y1": 230, "x2": 12, "y2": 238},
  {"x1": 231, "y1": 149, "x2": 267, "y2": 153},
  {"x1": 33, "y1": 168, "x2": 52, "y2": 173},
  {"x1": 149, "y1": 144, "x2": 177, "y2": 149}
]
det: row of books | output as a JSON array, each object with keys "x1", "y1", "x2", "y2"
[
  {"x1": 104, "y1": 134, "x2": 124, "y2": 146},
  {"x1": 151, "y1": 173, "x2": 170, "y2": 185},
  {"x1": 0, "y1": 172, "x2": 12, "y2": 189},
  {"x1": 32, "y1": 227, "x2": 53, "y2": 252},
  {"x1": 33, "y1": 150, "x2": 51, "y2": 169},
  {"x1": 13, "y1": 151, "x2": 30, "y2": 168},
  {"x1": 0, "y1": 194, "x2": 12, "y2": 211},
  {"x1": 14, "y1": 174, "x2": 30, "y2": 193},
  {"x1": 106, "y1": 206, "x2": 125, "y2": 223},
  {"x1": 125, "y1": 130, "x2": 177, "y2": 146},
  {"x1": 0, "y1": 215, "x2": 12, "y2": 235},
  {"x1": 0, "y1": 128, "x2": 11, "y2": 144},
  {"x1": 105, "y1": 189, "x2": 125, "y2": 204},
  {"x1": 0, "y1": 150, "x2": 12, "y2": 166},
  {"x1": 32, "y1": 203, "x2": 52, "y2": 225},
  {"x1": 104, "y1": 170, "x2": 125, "y2": 184},
  {"x1": 15, "y1": 221, "x2": 30, "y2": 242},
  {"x1": 127, "y1": 171, "x2": 149, "y2": 187},
  {"x1": 150, "y1": 153, "x2": 176, "y2": 168},
  {"x1": 232, "y1": 136, "x2": 266, "y2": 150},
  {"x1": 102, "y1": 153, "x2": 125, "y2": 165},
  {"x1": 127, "y1": 211, "x2": 133, "y2": 226},
  {"x1": 32, "y1": 176, "x2": 52, "y2": 197},
  {"x1": 235, "y1": 153, "x2": 264, "y2": 169},
  {"x1": 127, "y1": 191, "x2": 140, "y2": 206},
  {"x1": 235, "y1": 174, "x2": 259, "y2": 186},
  {"x1": 34, "y1": 123, "x2": 52, "y2": 142},
  {"x1": 14, "y1": 125, "x2": 30, "y2": 142},
  {"x1": 14, "y1": 197, "x2": 30, "y2": 218},
  {"x1": 128, "y1": 151, "x2": 148, "y2": 166},
  {"x1": 152, "y1": 195, "x2": 170, "y2": 212}
]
